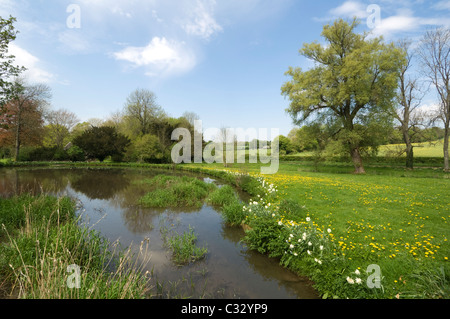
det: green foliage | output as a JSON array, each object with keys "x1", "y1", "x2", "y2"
[
  {"x1": 236, "y1": 174, "x2": 264, "y2": 197},
  {"x1": 207, "y1": 185, "x2": 245, "y2": 226},
  {"x1": 138, "y1": 175, "x2": 216, "y2": 208},
  {"x1": 222, "y1": 200, "x2": 245, "y2": 226},
  {"x1": 73, "y1": 126, "x2": 130, "y2": 162},
  {"x1": 0, "y1": 194, "x2": 75, "y2": 238},
  {"x1": 207, "y1": 185, "x2": 237, "y2": 206},
  {"x1": 274, "y1": 135, "x2": 295, "y2": 155},
  {"x1": 282, "y1": 18, "x2": 406, "y2": 172},
  {"x1": 244, "y1": 213, "x2": 288, "y2": 258},
  {"x1": 0, "y1": 194, "x2": 150, "y2": 299},
  {"x1": 167, "y1": 226, "x2": 208, "y2": 266},
  {"x1": 127, "y1": 134, "x2": 165, "y2": 163},
  {"x1": 66, "y1": 145, "x2": 85, "y2": 161},
  {"x1": 0, "y1": 16, "x2": 25, "y2": 114}
]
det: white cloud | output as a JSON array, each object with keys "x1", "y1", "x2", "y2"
[
  {"x1": 182, "y1": 0, "x2": 223, "y2": 40},
  {"x1": 329, "y1": 1, "x2": 368, "y2": 18},
  {"x1": 371, "y1": 14, "x2": 418, "y2": 36},
  {"x1": 58, "y1": 30, "x2": 92, "y2": 54},
  {"x1": 323, "y1": 1, "x2": 450, "y2": 39},
  {"x1": 432, "y1": 0, "x2": 450, "y2": 11},
  {"x1": 369, "y1": 13, "x2": 450, "y2": 38},
  {"x1": 113, "y1": 37, "x2": 196, "y2": 77},
  {"x1": 8, "y1": 43, "x2": 54, "y2": 83}
]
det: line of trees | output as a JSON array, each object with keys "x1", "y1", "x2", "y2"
[
  {"x1": 2, "y1": 16, "x2": 448, "y2": 170},
  {"x1": 0, "y1": 16, "x2": 199, "y2": 164},
  {"x1": 281, "y1": 18, "x2": 450, "y2": 173},
  {"x1": 0, "y1": 81, "x2": 199, "y2": 163}
]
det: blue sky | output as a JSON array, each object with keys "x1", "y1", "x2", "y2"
[{"x1": 1, "y1": 0, "x2": 450, "y2": 140}]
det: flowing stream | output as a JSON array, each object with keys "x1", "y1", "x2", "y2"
[{"x1": 0, "y1": 167, "x2": 319, "y2": 299}]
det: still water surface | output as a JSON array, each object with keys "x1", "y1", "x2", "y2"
[{"x1": 0, "y1": 167, "x2": 318, "y2": 299}]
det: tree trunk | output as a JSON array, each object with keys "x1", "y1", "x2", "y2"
[
  {"x1": 406, "y1": 144, "x2": 414, "y2": 170},
  {"x1": 350, "y1": 147, "x2": 366, "y2": 174},
  {"x1": 444, "y1": 126, "x2": 449, "y2": 172},
  {"x1": 404, "y1": 131, "x2": 414, "y2": 170},
  {"x1": 14, "y1": 114, "x2": 21, "y2": 162}
]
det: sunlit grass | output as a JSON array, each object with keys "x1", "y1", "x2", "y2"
[
  {"x1": 0, "y1": 195, "x2": 151, "y2": 299},
  {"x1": 167, "y1": 226, "x2": 208, "y2": 266},
  {"x1": 182, "y1": 161, "x2": 450, "y2": 299},
  {"x1": 138, "y1": 175, "x2": 216, "y2": 208},
  {"x1": 378, "y1": 139, "x2": 449, "y2": 158}
]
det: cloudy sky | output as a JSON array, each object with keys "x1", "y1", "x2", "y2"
[{"x1": 1, "y1": 0, "x2": 449, "y2": 139}]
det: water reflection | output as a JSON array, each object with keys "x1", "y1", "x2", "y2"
[
  {"x1": 70, "y1": 169, "x2": 131, "y2": 200},
  {"x1": 0, "y1": 167, "x2": 319, "y2": 299}
]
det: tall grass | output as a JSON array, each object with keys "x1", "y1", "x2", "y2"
[
  {"x1": 138, "y1": 175, "x2": 216, "y2": 208},
  {"x1": 167, "y1": 226, "x2": 208, "y2": 266},
  {"x1": 0, "y1": 195, "x2": 152, "y2": 299}
]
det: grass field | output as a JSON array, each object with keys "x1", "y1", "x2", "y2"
[
  {"x1": 379, "y1": 139, "x2": 449, "y2": 158},
  {"x1": 290, "y1": 139, "x2": 449, "y2": 158},
  {"x1": 183, "y1": 161, "x2": 450, "y2": 299}
]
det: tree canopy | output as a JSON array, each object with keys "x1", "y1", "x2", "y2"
[
  {"x1": 73, "y1": 126, "x2": 130, "y2": 162},
  {"x1": 281, "y1": 18, "x2": 405, "y2": 173},
  {"x1": 0, "y1": 16, "x2": 25, "y2": 122}
]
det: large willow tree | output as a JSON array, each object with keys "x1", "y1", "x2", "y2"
[{"x1": 281, "y1": 19, "x2": 405, "y2": 173}]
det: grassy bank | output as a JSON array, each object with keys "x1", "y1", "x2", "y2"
[
  {"x1": 178, "y1": 162, "x2": 449, "y2": 299},
  {"x1": 0, "y1": 194, "x2": 151, "y2": 299},
  {"x1": 1, "y1": 160, "x2": 448, "y2": 299}
]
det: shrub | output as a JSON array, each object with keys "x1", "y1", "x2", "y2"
[{"x1": 73, "y1": 126, "x2": 130, "y2": 162}]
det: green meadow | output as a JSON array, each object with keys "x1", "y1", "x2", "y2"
[{"x1": 183, "y1": 160, "x2": 450, "y2": 299}]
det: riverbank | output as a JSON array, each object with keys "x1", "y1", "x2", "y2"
[
  {"x1": 0, "y1": 193, "x2": 151, "y2": 299},
  {"x1": 1, "y1": 160, "x2": 449, "y2": 299}
]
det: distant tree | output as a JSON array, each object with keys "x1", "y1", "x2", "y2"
[
  {"x1": 392, "y1": 40, "x2": 427, "y2": 169},
  {"x1": 418, "y1": 27, "x2": 450, "y2": 171},
  {"x1": 44, "y1": 108, "x2": 79, "y2": 148},
  {"x1": 281, "y1": 18, "x2": 405, "y2": 173},
  {"x1": 0, "y1": 16, "x2": 26, "y2": 118},
  {"x1": 123, "y1": 89, "x2": 166, "y2": 137},
  {"x1": 73, "y1": 126, "x2": 130, "y2": 162},
  {"x1": 2, "y1": 79, "x2": 51, "y2": 160},
  {"x1": 133, "y1": 134, "x2": 164, "y2": 163},
  {"x1": 181, "y1": 111, "x2": 200, "y2": 126},
  {"x1": 274, "y1": 135, "x2": 295, "y2": 155}
]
